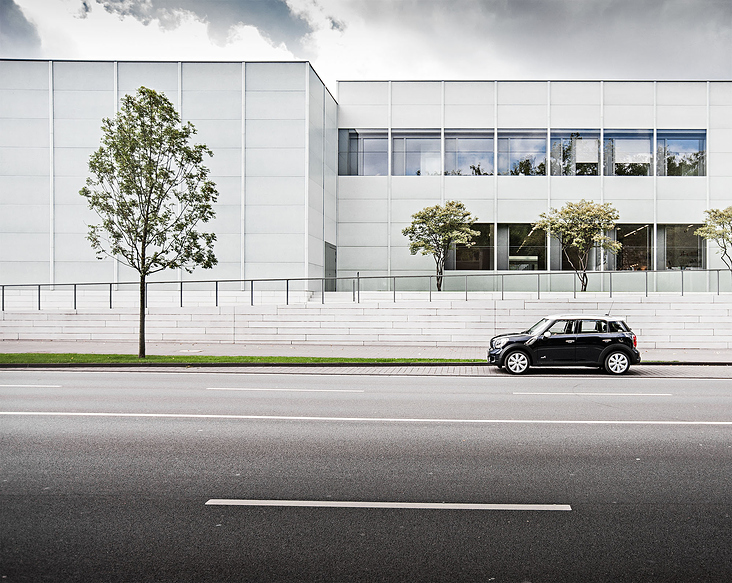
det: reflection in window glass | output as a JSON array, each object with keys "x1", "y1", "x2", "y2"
[
  {"x1": 550, "y1": 131, "x2": 600, "y2": 176},
  {"x1": 498, "y1": 132, "x2": 546, "y2": 176},
  {"x1": 657, "y1": 131, "x2": 706, "y2": 176},
  {"x1": 452, "y1": 223, "x2": 493, "y2": 270},
  {"x1": 508, "y1": 224, "x2": 546, "y2": 270},
  {"x1": 664, "y1": 224, "x2": 705, "y2": 270},
  {"x1": 615, "y1": 224, "x2": 652, "y2": 271},
  {"x1": 338, "y1": 129, "x2": 388, "y2": 176},
  {"x1": 392, "y1": 134, "x2": 441, "y2": 176},
  {"x1": 604, "y1": 131, "x2": 653, "y2": 176},
  {"x1": 445, "y1": 133, "x2": 493, "y2": 176}
]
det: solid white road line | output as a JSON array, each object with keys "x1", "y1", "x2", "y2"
[
  {"x1": 1, "y1": 412, "x2": 730, "y2": 425},
  {"x1": 204, "y1": 499, "x2": 572, "y2": 511},
  {"x1": 0, "y1": 385, "x2": 62, "y2": 388},
  {"x1": 206, "y1": 388, "x2": 364, "y2": 393},
  {"x1": 513, "y1": 392, "x2": 673, "y2": 396}
]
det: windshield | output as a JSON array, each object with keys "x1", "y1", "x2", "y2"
[{"x1": 525, "y1": 318, "x2": 550, "y2": 335}]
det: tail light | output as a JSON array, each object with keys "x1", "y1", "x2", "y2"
[{"x1": 632, "y1": 333, "x2": 637, "y2": 348}]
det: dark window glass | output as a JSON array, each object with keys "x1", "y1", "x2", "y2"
[
  {"x1": 664, "y1": 224, "x2": 705, "y2": 270},
  {"x1": 546, "y1": 320, "x2": 573, "y2": 335},
  {"x1": 577, "y1": 320, "x2": 607, "y2": 334},
  {"x1": 498, "y1": 132, "x2": 546, "y2": 176},
  {"x1": 657, "y1": 131, "x2": 706, "y2": 176},
  {"x1": 338, "y1": 129, "x2": 387, "y2": 176},
  {"x1": 604, "y1": 131, "x2": 653, "y2": 176},
  {"x1": 550, "y1": 131, "x2": 600, "y2": 176},
  {"x1": 508, "y1": 224, "x2": 546, "y2": 270},
  {"x1": 453, "y1": 223, "x2": 493, "y2": 270},
  {"x1": 392, "y1": 134, "x2": 441, "y2": 176},
  {"x1": 445, "y1": 133, "x2": 494, "y2": 176},
  {"x1": 615, "y1": 224, "x2": 652, "y2": 271},
  {"x1": 609, "y1": 321, "x2": 629, "y2": 333}
]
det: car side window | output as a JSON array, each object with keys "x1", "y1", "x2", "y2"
[
  {"x1": 609, "y1": 321, "x2": 628, "y2": 333},
  {"x1": 578, "y1": 320, "x2": 607, "y2": 334},
  {"x1": 546, "y1": 320, "x2": 573, "y2": 335}
]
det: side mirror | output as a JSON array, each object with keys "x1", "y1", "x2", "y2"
[{"x1": 543, "y1": 331, "x2": 552, "y2": 338}]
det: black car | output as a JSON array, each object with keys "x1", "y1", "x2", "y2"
[{"x1": 487, "y1": 314, "x2": 641, "y2": 375}]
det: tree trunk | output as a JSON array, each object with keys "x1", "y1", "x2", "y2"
[
  {"x1": 138, "y1": 275, "x2": 146, "y2": 359},
  {"x1": 580, "y1": 271, "x2": 589, "y2": 292}
]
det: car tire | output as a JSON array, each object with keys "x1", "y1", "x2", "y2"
[
  {"x1": 604, "y1": 350, "x2": 630, "y2": 375},
  {"x1": 504, "y1": 350, "x2": 530, "y2": 375}
]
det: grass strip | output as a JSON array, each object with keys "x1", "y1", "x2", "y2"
[{"x1": 0, "y1": 353, "x2": 484, "y2": 365}]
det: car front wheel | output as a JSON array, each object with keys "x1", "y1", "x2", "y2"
[
  {"x1": 504, "y1": 350, "x2": 530, "y2": 375},
  {"x1": 604, "y1": 351, "x2": 630, "y2": 375}
]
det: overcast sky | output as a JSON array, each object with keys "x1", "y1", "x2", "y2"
[{"x1": 1, "y1": 0, "x2": 730, "y2": 92}]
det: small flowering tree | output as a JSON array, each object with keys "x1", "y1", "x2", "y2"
[
  {"x1": 534, "y1": 199, "x2": 621, "y2": 292},
  {"x1": 402, "y1": 200, "x2": 479, "y2": 291},
  {"x1": 696, "y1": 207, "x2": 732, "y2": 271}
]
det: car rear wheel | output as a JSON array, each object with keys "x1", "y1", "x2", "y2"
[
  {"x1": 604, "y1": 351, "x2": 630, "y2": 375},
  {"x1": 504, "y1": 350, "x2": 530, "y2": 375}
]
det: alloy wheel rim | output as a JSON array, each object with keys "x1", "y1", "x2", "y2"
[
  {"x1": 507, "y1": 353, "x2": 528, "y2": 373},
  {"x1": 608, "y1": 353, "x2": 628, "y2": 373}
]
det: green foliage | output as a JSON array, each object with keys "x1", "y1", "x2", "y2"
[
  {"x1": 401, "y1": 200, "x2": 479, "y2": 291},
  {"x1": 533, "y1": 199, "x2": 621, "y2": 291},
  {"x1": 80, "y1": 86, "x2": 218, "y2": 276},
  {"x1": 695, "y1": 207, "x2": 732, "y2": 271},
  {"x1": 79, "y1": 87, "x2": 218, "y2": 357}
]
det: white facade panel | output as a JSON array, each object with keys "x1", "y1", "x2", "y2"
[
  {"x1": 338, "y1": 222, "x2": 387, "y2": 246},
  {"x1": 656, "y1": 106, "x2": 707, "y2": 129},
  {"x1": 656, "y1": 82, "x2": 707, "y2": 105},
  {"x1": 188, "y1": 119, "x2": 242, "y2": 149},
  {"x1": 245, "y1": 62, "x2": 305, "y2": 91},
  {"x1": 550, "y1": 82, "x2": 600, "y2": 105},
  {"x1": 445, "y1": 82, "x2": 493, "y2": 105},
  {"x1": 337, "y1": 105, "x2": 389, "y2": 128},
  {"x1": 338, "y1": 246, "x2": 388, "y2": 271},
  {"x1": 246, "y1": 119, "x2": 305, "y2": 148},
  {"x1": 498, "y1": 82, "x2": 546, "y2": 105},
  {"x1": 0, "y1": 147, "x2": 48, "y2": 175},
  {"x1": 117, "y1": 62, "x2": 179, "y2": 92},
  {"x1": 391, "y1": 176, "x2": 441, "y2": 200},
  {"x1": 337, "y1": 81, "x2": 389, "y2": 105},
  {"x1": 0, "y1": 90, "x2": 48, "y2": 118},
  {"x1": 603, "y1": 82, "x2": 654, "y2": 104},
  {"x1": 0, "y1": 61, "x2": 48, "y2": 89},
  {"x1": 0, "y1": 176, "x2": 48, "y2": 205},
  {"x1": 496, "y1": 177, "x2": 547, "y2": 200},
  {"x1": 497, "y1": 105, "x2": 547, "y2": 127},
  {"x1": 550, "y1": 105, "x2": 601, "y2": 128},
  {"x1": 53, "y1": 148, "x2": 95, "y2": 177},
  {"x1": 245, "y1": 148, "x2": 305, "y2": 177},
  {"x1": 245, "y1": 91, "x2": 306, "y2": 119},
  {"x1": 549, "y1": 177, "x2": 602, "y2": 202},
  {"x1": 54, "y1": 61, "x2": 114, "y2": 91},
  {"x1": 246, "y1": 205, "x2": 305, "y2": 234},
  {"x1": 444, "y1": 105, "x2": 493, "y2": 128},
  {"x1": 603, "y1": 105, "x2": 655, "y2": 128},
  {"x1": 339, "y1": 198, "x2": 387, "y2": 223},
  {"x1": 338, "y1": 176, "x2": 388, "y2": 199},
  {"x1": 182, "y1": 91, "x2": 242, "y2": 120},
  {"x1": 391, "y1": 105, "x2": 441, "y2": 128},
  {"x1": 54, "y1": 91, "x2": 114, "y2": 120},
  {"x1": 182, "y1": 62, "x2": 242, "y2": 91},
  {"x1": 496, "y1": 199, "x2": 549, "y2": 222},
  {"x1": 392, "y1": 82, "x2": 441, "y2": 105},
  {"x1": 246, "y1": 177, "x2": 305, "y2": 205},
  {"x1": 206, "y1": 148, "x2": 244, "y2": 177},
  {"x1": 444, "y1": 177, "x2": 493, "y2": 200},
  {"x1": 54, "y1": 119, "x2": 104, "y2": 147},
  {"x1": 710, "y1": 107, "x2": 732, "y2": 130},
  {"x1": 0, "y1": 119, "x2": 49, "y2": 147},
  {"x1": 0, "y1": 205, "x2": 48, "y2": 231}
]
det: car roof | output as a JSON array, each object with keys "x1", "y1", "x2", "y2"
[{"x1": 545, "y1": 314, "x2": 626, "y2": 322}]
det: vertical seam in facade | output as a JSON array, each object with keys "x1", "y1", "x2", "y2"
[
  {"x1": 321, "y1": 80, "x2": 326, "y2": 274},
  {"x1": 241, "y1": 62, "x2": 246, "y2": 283},
  {"x1": 440, "y1": 81, "x2": 445, "y2": 204},
  {"x1": 546, "y1": 81, "x2": 551, "y2": 272},
  {"x1": 653, "y1": 81, "x2": 658, "y2": 271},
  {"x1": 493, "y1": 81, "x2": 498, "y2": 272},
  {"x1": 48, "y1": 61, "x2": 54, "y2": 286},
  {"x1": 177, "y1": 61, "x2": 183, "y2": 283},
  {"x1": 304, "y1": 64, "x2": 311, "y2": 281},
  {"x1": 113, "y1": 61, "x2": 119, "y2": 285},
  {"x1": 387, "y1": 81, "x2": 392, "y2": 277}
]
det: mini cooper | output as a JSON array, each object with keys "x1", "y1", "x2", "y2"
[{"x1": 487, "y1": 314, "x2": 641, "y2": 375}]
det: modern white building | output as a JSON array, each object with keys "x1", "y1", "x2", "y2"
[{"x1": 1, "y1": 60, "x2": 731, "y2": 289}]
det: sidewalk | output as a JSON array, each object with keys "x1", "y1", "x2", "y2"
[{"x1": 1, "y1": 339, "x2": 731, "y2": 364}]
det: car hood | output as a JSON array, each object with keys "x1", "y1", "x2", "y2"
[{"x1": 491, "y1": 331, "x2": 533, "y2": 343}]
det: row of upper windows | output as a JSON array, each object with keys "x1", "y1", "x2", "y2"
[{"x1": 338, "y1": 129, "x2": 707, "y2": 177}]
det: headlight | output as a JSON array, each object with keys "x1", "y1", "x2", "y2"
[{"x1": 493, "y1": 337, "x2": 509, "y2": 350}]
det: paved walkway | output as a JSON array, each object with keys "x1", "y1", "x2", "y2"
[{"x1": 1, "y1": 339, "x2": 732, "y2": 365}]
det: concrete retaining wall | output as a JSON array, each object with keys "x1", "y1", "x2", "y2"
[{"x1": 2, "y1": 292, "x2": 731, "y2": 349}]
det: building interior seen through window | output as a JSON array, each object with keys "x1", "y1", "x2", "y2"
[
  {"x1": 550, "y1": 131, "x2": 600, "y2": 176},
  {"x1": 657, "y1": 131, "x2": 706, "y2": 176},
  {"x1": 444, "y1": 133, "x2": 494, "y2": 175}
]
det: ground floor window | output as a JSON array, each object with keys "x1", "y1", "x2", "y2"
[
  {"x1": 615, "y1": 224, "x2": 652, "y2": 271},
  {"x1": 452, "y1": 223, "x2": 494, "y2": 270},
  {"x1": 508, "y1": 224, "x2": 546, "y2": 270},
  {"x1": 662, "y1": 224, "x2": 705, "y2": 269}
]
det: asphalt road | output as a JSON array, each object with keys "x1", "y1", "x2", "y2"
[{"x1": 1, "y1": 368, "x2": 731, "y2": 582}]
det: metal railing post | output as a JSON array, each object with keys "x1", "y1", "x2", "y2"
[
  {"x1": 352, "y1": 279, "x2": 355, "y2": 302},
  {"x1": 357, "y1": 272, "x2": 360, "y2": 303},
  {"x1": 718, "y1": 269, "x2": 721, "y2": 295},
  {"x1": 573, "y1": 275, "x2": 576, "y2": 299},
  {"x1": 180, "y1": 281, "x2": 183, "y2": 308},
  {"x1": 681, "y1": 269, "x2": 684, "y2": 296},
  {"x1": 38, "y1": 284, "x2": 41, "y2": 310},
  {"x1": 1, "y1": 285, "x2": 4, "y2": 311},
  {"x1": 250, "y1": 280, "x2": 254, "y2": 306},
  {"x1": 73, "y1": 284, "x2": 77, "y2": 310},
  {"x1": 215, "y1": 281, "x2": 219, "y2": 307},
  {"x1": 429, "y1": 276, "x2": 432, "y2": 302},
  {"x1": 321, "y1": 278, "x2": 325, "y2": 304},
  {"x1": 286, "y1": 279, "x2": 289, "y2": 305},
  {"x1": 609, "y1": 272, "x2": 613, "y2": 298},
  {"x1": 501, "y1": 274, "x2": 504, "y2": 301},
  {"x1": 393, "y1": 276, "x2": 396, "y2": 302},
  {"x1": 109, "y1": 283, "x2": 113, "y2": 309},
  {"x1": 645, "y1": 270, "x2": 648, "y2": 297},
  {"x1": 465, "y1": 275, "x2": 468, "y2": 301},
  {"x1": 537, "y1": 273, "x2": 540, "y2": 300}
]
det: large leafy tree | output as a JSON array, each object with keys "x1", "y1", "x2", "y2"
[
  {"x1": 533, "y1": 199, "x2": 621, "y2": 292},
  {"x1": 80, "y1": 86, "x2": 218, "y2": 358},
  {"x1": 695, "y1": 207, "x2": 732, "y2": 271},
  {"x1": 402, "y1": 200, "x2": 479, "y2": 291}
]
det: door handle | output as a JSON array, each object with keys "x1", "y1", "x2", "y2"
[{"x1": 566, "y1": 339, "x2": 575, "y2": 343}]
